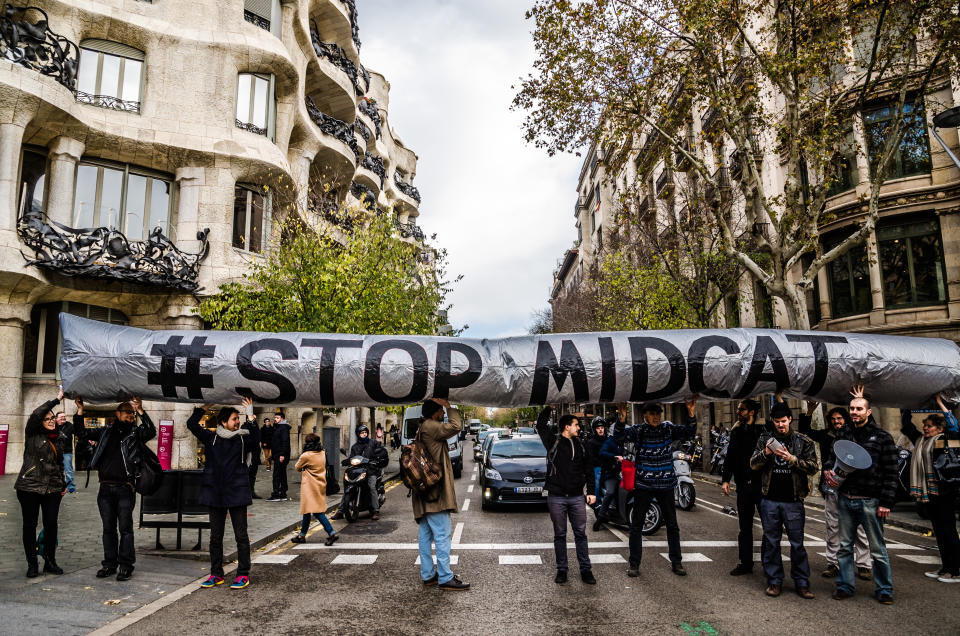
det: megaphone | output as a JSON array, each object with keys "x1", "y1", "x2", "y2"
[{"x1": 831, "y1": 440, "x2": 873, "y2": 487}]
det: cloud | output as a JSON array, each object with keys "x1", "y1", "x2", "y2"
[{"x1": 359, "y1": 0, "x2": 582, "y2": 337}]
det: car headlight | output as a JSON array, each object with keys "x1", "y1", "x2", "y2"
[
  {"x1": 350, "y1": 457, "x2": 362, "y2": 465},
  {"x1": 484, "y1": 468, "x2": 502, "y2": 481}
]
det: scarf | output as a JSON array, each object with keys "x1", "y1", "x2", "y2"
[{"x1": 910, "y1": 433, "x2": 941, "y2": 502}]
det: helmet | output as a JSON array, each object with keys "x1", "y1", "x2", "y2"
[
  {"x1": 357, "y1": 424, "x2": 370, "y2": 435},
  {"x1": 591, "y1": 416, "x2": 607, "y2": 430}
]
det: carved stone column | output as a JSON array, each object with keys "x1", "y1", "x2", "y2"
[
  {"x1": 816, "y1": 267, "x2": 832, "y2": 323},
  {"x1": 0, "y1": 303, "x2": 31, "y2": 473},
  {"x1": 866, "y1": 227, "x2": 886, "y2": 326},
  {"x1": 174, "y1": 167, "x2": 205, "y2": 253},
  {"x1": 0, "y1": 123, "x2": 26, "y2": 231},
  {"x1": 45, "y1": 136, "x2": 85, "y2": 227}
]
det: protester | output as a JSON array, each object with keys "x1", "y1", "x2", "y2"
[
  {"x1": 535, "y1": 406, "x2": 596, "y2": 585},
  {"x1": 267, "y1": 411, "x2": 291, "y2": 502},
  {"x1": 749, "y1": 402, "x2": 819, "y2": 598},
  {"x1": 412, "y1": 398, "x2": 469, "y2": 591},
  {"x1": 798, "y1": 402, "x2": 872, "y2": 580},
  {"x1": 261, "y1": 417, "x2": 273, "y2": 471},
  {"x1": 586, "y1": 416, "x2": 607, "y2": 511},
  {"x1": 720, "y1": 398, "x2": 768, "y2": 576},
  {"x1": 613, "y1": 398, "x2": 698, "y2": 577},
  {"x1": 188, "y1": 397, "x2": 259, "y2": 590},
  {"x1": 291, "y1": 433, "x2": 339, "y2": 546},
  {"x1": 341, "y1": 423, "x2": 388, "y2": 519},
  {"x1": 825, "y1": 385, "x2": 898, "y2": 604},
  {"x1": 595, "y1": 422, "x2": 626, "y2": 530},
  {"x1": 376, "y1": 423, "x2": 385, "y2": 445},
  {"x1": 74, "y1": 395, "x2": 156, "y2": 581},
  {"x1": 55, "y1": 411, "x2": 76, "y2": 494},
  {"x1": 15, "y1": 388, "x2": 67, "y2": 577},
  {"x1": 899, "y1": 394, "x2": 960, "y2": 583}
]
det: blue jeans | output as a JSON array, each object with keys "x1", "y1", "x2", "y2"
[
  {"x1": 63, "y1": 454, "x2": 74, "y2": 491},
  {"x1": 300, "y1": 513, "x2": 334, "y2": 536},
  {"x1": 759, "y1": 499, "x2": 810, "y2": 587},
  {"x1": 547, "y1": 495, "x2": 592, "y2": 573},
  {"x1": 593, "y1": 467, "x2": 601, "y2": 502},
  {"x1": 419, "y1": 511, "x2": 453, "y2": 584},
  {"x1": 836, "y1": 496, "x2": 893, "y2": 596}
]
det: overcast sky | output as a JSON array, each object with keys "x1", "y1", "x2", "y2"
[{"x1": 359, "y1": 0, "x2": 582, "y2": 337}]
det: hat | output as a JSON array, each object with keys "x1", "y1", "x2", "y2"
[
  {"x1": 591, "y1": 416, "x2": 607, "y2": 429},
  {"x1": 770, "y1": 402, "x2": 793, "y2": 419}
]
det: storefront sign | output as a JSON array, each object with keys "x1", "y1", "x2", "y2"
[
  {"x1": 0, "y1": 424, "x2": 8, "y2": 474},
  {"x1": 157, "y1": 420, "x2": 174, "y2": 470}
]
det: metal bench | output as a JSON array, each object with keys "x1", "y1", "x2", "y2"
[{"x1": 139, "y1": 469, "x2": 210, "y2": 550}]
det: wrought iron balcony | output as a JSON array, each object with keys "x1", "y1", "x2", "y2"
[
  {"x1": 305, "y1": 96, "x2": 361, "y2": 162},
  {"x1": 655, "y1": 168, "x2": 673, "y2": 199},
  {"x1": 339, "y1": 0, "x2": 361, "y2": 50},
  {"x1": 637, "y1": 194, "x2": 651, "y2": 218},
  {"x1": 0, "y1": 5, "x2": 78, "y2": 91},
  {"x1": 704, "y1": 166, "x2": 730, "y2": 204},
  {"x1": 351, "y1": 181, "x2": 377, "y2": 210},
  {"x1": 358, "y1": 98, "x2": 382, "y2": 138},
  {"x1": 17, "y1": 210, "x2": 210, "y2": 292},
  {"x1": 354, "y1": 118, "x2": 371, "y2": 142},
  {"x1": 308, "y1": 193, "x2": 353, "y2": 231},
  {"x1": 310, "y1": 21, "x2": 369, "y2": 96},
  {"x1": 236, "y1": 119, "x2": 266, "y2": 136},
  {"x1": 675, "y1": 138, "x2": 693, "y2": 171},
  {"x1": 361, "y1": 151, "x2": 385, "y2": 185},
  {"x1": 394, "y1": 174, "x2": 421, "y2": 203},
  {"x1": 76, "y1": 91, "x2": 140, "y2": 113},
  {"x1": 395, "y1": 220, "x2": 425, "y2": 242},
  {"x1": 243, "y1": 9, "x2": 269, "y2": 31},
  {"x1": 729, "y1": 150, "x2": 743, "y2": 181},
  {"x1": 701, "y1": 106, "x2": 719, "y2": 131}
]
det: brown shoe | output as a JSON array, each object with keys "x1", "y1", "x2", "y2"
[
  {"x1": 821, "y1": 564, "x2": 839, "y2": 578},
  {"x1": 857, "y1": 567, "x2": 872, "y2": 581},
  {"x1": 371, "y1": 513, "x2": 381, "y2": 521},
  {"x1": 796, "y1": 587, "x2": 815, "y2": 599},
  {"x1": 765, "y1": 584, "x2": 781, "y2": 597}
]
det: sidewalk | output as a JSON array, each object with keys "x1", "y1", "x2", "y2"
[
  {"x1": 0, "y1": 447, "x2": 399, "y2": 635},
  {"x1": 692, "y1": 469, "x2": 940, "y2": 534}
]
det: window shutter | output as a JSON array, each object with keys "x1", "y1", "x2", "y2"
[
  {"x1": 244, "y1": 0, "x2": 272, "y2": 20},
  {"x1": 79, "y1": 39, "x2": 145, "y2": 61}
]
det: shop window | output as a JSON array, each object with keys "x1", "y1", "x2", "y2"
[
  {"x1": 72, "y1": 160, "x2": 172, "y2": 240},
  {"x1": 23, "y1": 302, "x2": 128, "y2": 376},
  {"x1": 233, "y1": 185, "x2": 266, "y2": 253},
  {"x1": 878, "y1": 217, "x2": 947, "y2": 309},
  {"x1": 76, "y1": 40, "x2": 144, "y2": 113},
  {"x1": 824, "y1": 231, "x2": 871, "y2": 318},
  {"x1": 236, "y1": 72, "x2": 276, "y2": 141},
  {"x1": 864, "y1": 101, "x2": 931, "y2": 181},
  {"x1": 18, "y1": 148, "x2": 46, "y2": 217}
]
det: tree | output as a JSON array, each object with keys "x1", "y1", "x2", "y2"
[
  {"x1": 515, "y1": 0, "x2": 960, "y2": 328},
  {"x1": 527, "y1": 307, "x2": 554, "y2": 334}
]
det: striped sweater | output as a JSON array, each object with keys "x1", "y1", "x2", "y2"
[{"x1": 612, "y1": 415, "x2": 697, "y2": 490}]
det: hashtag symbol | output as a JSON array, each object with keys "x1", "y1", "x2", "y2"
[{"x1": 146, "y1": 336, "x2": 216, "y2": 399}]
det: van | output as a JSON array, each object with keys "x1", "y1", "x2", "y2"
[
  {"x1": 467, "y1": 418, "x2": 483, "y2": 436},
  {"x1": 401, "y1": 404, "x2": 463, "y2": 479}
]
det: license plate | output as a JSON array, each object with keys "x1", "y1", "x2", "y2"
[{"x1": 515, "y1": 486, "x2": 542, "y2": 494}]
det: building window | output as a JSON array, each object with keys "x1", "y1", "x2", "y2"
[
  {"x1": 23, "y1": 302, "x2": 128, "y2": 376},
  {"x1": 824, "y1": 231, "x2": 871, "y2": 318},
  {"x1": 18, "y1": 148, "x2": 46, "y2": 217},
  {"x1": 864, "y1": 101, "x2": 931, "y2": 181},
  {"x1": 72, "y1": 161, "x2": 172, "y2": 240},
  {"x1": 754, "y1": 282, "x2": 774, "y2": 328},
  {"x1": 877, "y1": 217, "x2": 947, "y2": 309},
  {"x1": 236, "y1": 73, "x2": 276, "y2": 140},
  {"x1": 233, "y1": 186, "x2": 266, "y2": 253},
  {"x1": 76, "y1": 40, "x2": 144, "y2": 113},
  {"x1": 826, "y1": 131, "x2": 858, "y2": 197},
  {"x1": 243, "y1": 0, "x2": 281, "y2": 37}
]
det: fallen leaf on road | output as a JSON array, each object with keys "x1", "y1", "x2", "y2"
[
  {"x1": 84, "y1": 586, "x2": 94, "y2": 590},
  {"x1": 158, "y1": 591, "x2": 165, "y2": 594},
  {"x1": 104, "y1": 599, "x2": 122, "y2": 605},
  {"x1": 42, "y1": 588, "x2": 52, "y2": 591}
]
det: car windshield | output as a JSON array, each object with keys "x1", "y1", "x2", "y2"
[
  {"x1": 478, "y1": 431, "x2": 491, "y2": 441},
  {"x1": 491, "y1": 439, "x2": 547, "y2": 458},
  {"x1": 516, "y1": 427, "x2": 535, "y2": 434}
]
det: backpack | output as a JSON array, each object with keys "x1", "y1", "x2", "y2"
[
  {"x1": 133, "y1": 434, "x2": 165, "y2": 496},
  {"x1": 400, "y1": 422, "x2": 443, "y2": 501}
]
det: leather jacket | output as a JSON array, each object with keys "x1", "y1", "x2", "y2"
[
  {"x1": 15, "y1": 398, "x2": 66, "y2": 495},
  {"x1": 75, "y1": 411, "x2": 156, "y2": 485}
]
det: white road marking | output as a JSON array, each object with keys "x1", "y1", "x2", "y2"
[
  {"x1": 605, "y1": 525, "x2": 630, "y2": 543},
  {"x1": 897, "y1": 554, "x2": 942, "y2": 564},
  {"x1": 331, "y1": 554, "x2": 379, "y2": 565},
  {"x1": 590, "y1": 554, "x2": 627, "y2": 564},
  {"x1": 295, "y1": 539, "x2": 922, "y2": 551},
  {"x1": 415, "y1": 554, "x2": 460, "y2": 565},
  {"x1": 452, "y1": 522, "x2": 464, "y2": 545},
  {"x1": 664, "y1": 552, "x2": 712, "y2": 562},
  {"x1": 462, "y1": 498, "x2": 471, "y2": 511},
  {"x1": 500, "y1": 554, "x2": 542, "y2": 565},
  {"x1": 467, "y1": 484, "x2": 474, "y2": 493},
  {"x1": 252, "y1": 554, "x2": 298, "y2": 564}
]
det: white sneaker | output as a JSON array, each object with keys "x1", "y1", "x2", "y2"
[
  {"x1": 937, "y1": 573, "x2": 960, "y2": 583},
  {"x1": 925, "y1": 570, "x2": 945, "y2": 579}
]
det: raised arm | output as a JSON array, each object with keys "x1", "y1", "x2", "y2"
[
  {"x1": 899, "y1": 409, "x2": 921, "y2": 444},
  {"x1": 185, "y1": 406, "x2": 213, "y2": 444},
  {"x1": 937, "y1": 393, "x2": 959, "y2": 435},
  {"x1": 535, "y1": 406, "x2": 556, "y2": 449}
]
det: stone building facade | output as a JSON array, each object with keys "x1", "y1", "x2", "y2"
[{"x1": 0, "y1": 0, "x2": 424, "y2": 472}]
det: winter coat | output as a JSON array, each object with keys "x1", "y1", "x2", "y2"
[
  {"x1": 721, "y1": 419, "x2": 769, "y2": 488},
  {"x1": 260, "y1": 424, "x2": 274, "y2": 448},
  {"x1": 613, "y1": 415, "x2": 697, "y2": 491},
  {"x1": 598, "y1": 436, "x2": 625, "y2": 482},
  {"x1": 271, "y1": 421, "x2": 291, "y2": 459},
  {"x1": 825, "y1": 416, "x2": 899, "y2": 509},
  {"x1": 348, "y1": 437, "x2": 389, "y2": 475},
  {"x1": 411, "y1": 407, "x2": 462, "y2": 522},
  {"x1": 186, "y1": 408, "x2": 259, "y2": 508},
  {"x1": 798, "y1": 413, "x2": 847, "y2": 493},
  {"x1": 15, "y1": 398, "x2": 66, "y2": 495},
  {"x1": 295, "y1": 449, "x2": 328, "y2": 515},
  {"x1": 749, "y1": 431, "x2": 819, "y2": 501},
  {"x1": 75, "y1": 410, "x2": 156, "y2": 486},
  {"x1": 535, "y1": 407, "x2": 595, "y2": 497}
]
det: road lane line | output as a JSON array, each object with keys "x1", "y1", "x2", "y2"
[
  {"x1": 897, "y1": 554, "x2": 941, "y2": 563},
  {"x1": 499, "y1": 555, "x2": 542, "y2": 565},
  {"x1": 467, "y1": 484, "x2": 474, "y2": 493},
  {"x1": 590, "y1": 554, "x2": 627, "y2": 564},
  {"x1": 452, "y1": 522, "x2": 464, "y2": 545},
  {"x1": 462, "y1": 498, "x2": 471, "y2": 511},
  {"x1": 416, "y1": 554, "x2": 460, "y2": 565},
  {"x1": 252, "y1": 554, "x2": 298, "y2": 564},
  {"x1": 663, "y1": 552, "x2": 712, "y2": 562},
  {"x1": 331, "y1": 554, "x2": 379, "y2": 564}
]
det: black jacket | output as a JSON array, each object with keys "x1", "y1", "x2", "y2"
[
  {"x1": 798, "y1": 414, "x2": 848, "y2": 492},
  {"x1": 186, "y1": 408, "x2": 259, "y2": 508},
  {"x1": 260, "y1": 424, "x2": 274, "y2": 448},
  {"x1": 749, "y1": 431, "x2": 819, "y2": 501},
  {"x1": 825, "y1": 416, "x2": 899, "y2": 509},
  {"x1": 535, "y1": 407, "x2": 595, "y2": 497},
  {"x1": 15, "y1": 398, "x2": 66, "y2": 495},
  {"x1": 349, "y1": 437, "x2": 389, "y2": 474},
  {"x1": 586, "y1": 433, "x2": 607, "y2": 471},
  {"x1": 75, "y1": 410, "x2": 157, "y2": 486},
  {"x1": 271, "y1": 421, "x2": 291, "y2": 458},
  {"x1": 721, "y1": 419, "x2": 769, "y2": 488}
]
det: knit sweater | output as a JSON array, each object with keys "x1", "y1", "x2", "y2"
[{"x1": 612, "y1": 415, "x2": 697, "y2": 490}]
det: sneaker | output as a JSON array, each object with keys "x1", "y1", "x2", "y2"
[
  {"x1": 555, "y1": 570, "x2": 567, "y2": 584},
  {"x1": 937, "y1": 573, "x2": 960, "y2": 583},
  {"x1": 230, "y1": 576, "x2": 250, "y2": 589},
  {"x1": 324, "y1": 534, "x2": 339, "y2": 547},
  {"x1": 291, "y1": 535, "x2": 306, "y2": 544},
  {"x1": 580, "y1": 570, "x2": 596, "y2": 585},
  {"x1": 627, "y1": 565, "x2": 640, "y2": 578},
  {"x1": 266, "y1": 497, "x2": 284, "y2": 502},
  {"x1": 876, "y1": 592, "x2": 894, "y2": 605},
  {"x1": 67, "y1": 487, "x2": 76, "y2": 494},
  {"x1": 821, "y1": 564, "x2": 839, "y2": 578},
  {"x1": 116, "y1": 567, "x2": 133, "y2": 581},
  {"x1": 729, "y1": 563, "x2": 753, "y2": 576},
  {"x1": 422, "y1": 573, "x2": 438, "y2": 586},
  {"x1": 96, "y1": 566, "x2": 117, "y2": 578},
  {"x1": 672, "y1": 563, "x2": 687, "y2": 577},
  {"x1": 925, "y1": 570, "x2": 946, "y2": 579},
  {"x1": 438, "y1": 576, "x2": 470, "y2": 591},
  {"x1": 200, "y1": 575, "x2": 224, "y2": 588},
  {"x1": 857, "y1": 567, "x2": 872, "y2": 581}
]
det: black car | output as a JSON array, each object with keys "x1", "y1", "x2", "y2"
[{"x1": 479, "y1": 436, "x2": 548, "y2": 510}]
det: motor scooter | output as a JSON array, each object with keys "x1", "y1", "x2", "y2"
[
  {"x1": 673, "y1": 449, "x2": 696, "y2": 510},
  {"x1": 339, "y1": 451, "x2": 386, "y2": 522},
  {"x1": 709, "y1": 431, "x2": 730, "y2": 475},
  {"x1": 594, "y1": 459, "x2": 663, "y2": 535}
]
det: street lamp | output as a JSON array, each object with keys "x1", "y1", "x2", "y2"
[{"x1": 931, "y1": 106, "x2": 960, "y2": 171}]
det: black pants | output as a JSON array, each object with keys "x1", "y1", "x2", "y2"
[
  {"x1": 271, "y1": 458, "x2": 289, "y2": 498},
  {"x1": 248, "y1": 463, "x2": 259, "y2": 496},
  {"x1": 737, "y1": 482, "x2": 766, "y2": 567},
  {"x1": 631, "y1": 488, "x2": 680, "y2": 566},
  {"x1": 546, "y1": 495, "x2": 591, "y2": 573},
  {"x1": 929, "y1": 494, "x2": 960, "y2": 576},
  {"x1": 16, "y1": 490, "x2": 62, "y2": 564},
  {"x1": 208, "y1": 506, "x2": 250, "y2": 577},
  {"x1": 97, "y1": 483, "x2": 136, "y2": 569}
]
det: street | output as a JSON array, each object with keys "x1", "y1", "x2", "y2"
[{"x1": 119, "y1": 448, "x2": 958, "y2": 636}]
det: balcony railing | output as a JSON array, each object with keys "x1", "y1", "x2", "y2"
[
  {"x1": 310, "y1": 21, "x2": 369, "y2": 96},
  {"x1": 306, "y1": 96, "x2": 361, "y2": 162},
  {"x1": 637, "y1": 194, "x2": 651, "y2": 218},
  {"x1": 729, "y1": 150, "x2": 743, "y2": 181},
  {"x1": 675, "y1": 138, "x2": 693, "y2": 171},
  {"x1": 354, "y1": 118, "x2": 371, "y2": 142},
  {"x1": 704, "y1": 167, "x2": 730, "y2": 203},
  {"x1": 236, "y1": 119, "x2": 266, "y2": 136},
  {"x1": 351, "y1": 181, "x2": 377, "y2": 210},
  {"x1": 358, "y1": 98, "x2": 382, "y2": 138},
  {"x1": 395, "y1": 220, "x2": 425, "y2": 242},
  {"x1": 0, "y1": 5, "x2": 79, "y2": 91},
  {"x1": 394, "y1": 173, "x2": 421, "y2": 203},
  {"x1": 243, "y1": 9, "x2": 270, "y2": 31},
  {"x1": 76, "y1": 91, "x2": 140, "y2": 113},
  {"x1": 17, "y1": 210, "x2": 210, "y2": 292},
  {"x1": 701, "y1": 106, "x2": 719, "y2": 131},
  {"x1": 362, "y1": 151, "x2": 385, "y2": 185},
  {"x1": 308, "y1": 193, "x2": 353, "y2": 231},
  {"x1": 655, "y1": 168, "x2": 674, "y2": 199},
  {"x1": 340, "y1": 0, "x2": 361, "y2": 51}
]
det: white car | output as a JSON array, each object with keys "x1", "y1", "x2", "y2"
[{"x1": 401, "y1": 404, "x2": 463, "y2": 478}]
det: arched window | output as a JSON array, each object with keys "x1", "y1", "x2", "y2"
[
  {"x1": 76, "y1": 39, "x2": 145, "y2": 113},
  {"x1": 23, "y1": 302, "x2": 128, "y2": 376}
]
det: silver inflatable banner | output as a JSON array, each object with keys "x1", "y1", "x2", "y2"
[{"x1": 59, "y1": 314, "x2": 960, "y2": 408}]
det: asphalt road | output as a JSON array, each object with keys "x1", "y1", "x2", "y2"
[{"x1": 119, "y1": 445, "x2": 960, "y2": 636}]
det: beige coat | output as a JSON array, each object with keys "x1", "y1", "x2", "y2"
[
  {"x1": 412, "y1": 407, "x2": 463, "y2": 522},
  {"x1": 295, "y1": 450, "x2": 327, "y2": 515}
]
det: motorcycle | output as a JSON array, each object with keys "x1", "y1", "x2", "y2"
[
  {"x1": 709, "y1": 431, "x2": 730, "y2": 475},
  {"x1": 339, "y1": 451, "x2": 386, "y2": 523},
  {"x1": 594, "y1": 459, "x2": 663, "y2": 535},
  {"x1": 673, "y1": 449, "x2": 697, "y2": 510}
]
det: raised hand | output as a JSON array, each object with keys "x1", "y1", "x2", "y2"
[
  {"x1": 57, "y1": 385, "x2": 65, "y2": 401},
  {"x1": 685, "y1": 395, "x2": 698, "y2": 415},
  {"x1": 74, "y1": 396, "x2": 84, "y2": 415},
  {"x1": 130, "y1": 396, "x2": 143, "y2": 414},
  {"x1": 849, "y1": 384, "x2": 865, "y2": 399}
]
